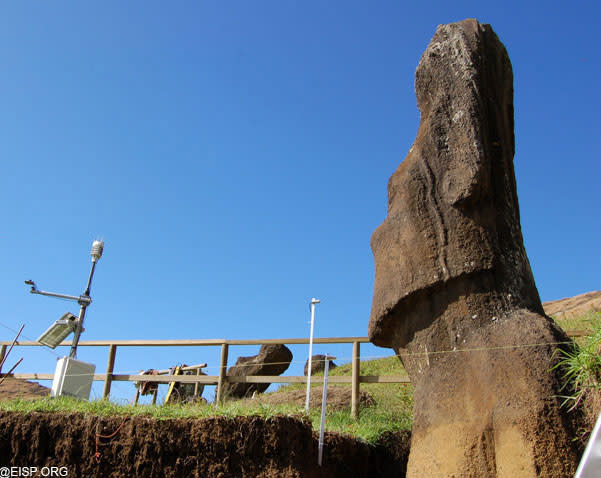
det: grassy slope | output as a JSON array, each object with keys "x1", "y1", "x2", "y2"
[
  {"x1": 0, "y1": 356, "x2": 412, "y2": 444},
  {"x1": 1, "y1": 310, "x2": 597, "y2": 444},
  {"x1": 262, "y1": 356, "x2": 414, "y2": 441},
  {"x1": 555, "y1": 310, "x2": 599, "y2": 338}
]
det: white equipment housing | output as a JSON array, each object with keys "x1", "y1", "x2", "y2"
[{"x1": 51, "y1": 357, "x2": 95, "y2": 400}]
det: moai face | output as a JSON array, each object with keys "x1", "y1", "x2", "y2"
[{"x1": 368, "y1": 20, "x2": 539, "y2": 348}]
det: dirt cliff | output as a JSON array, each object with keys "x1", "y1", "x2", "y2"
[{"x1": 0, "y1": 411, "x2": 409, "y2": 478}]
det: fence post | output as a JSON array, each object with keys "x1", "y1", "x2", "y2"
[
  {"x1": 351, "y1": 341, "x2": 360, "y2": 419},
  {"x1": 216, "y1": 343, "x2": 229, "y2": 404},
  {"x1": 0, "y1": 345, "x2": 6, "y2": 369},
  {"x1": 194, "y1": 368, "x2": 201, "y2": 398},
  {"x1": 102, "y1": 344, "x2": 117, "y2": 399}
]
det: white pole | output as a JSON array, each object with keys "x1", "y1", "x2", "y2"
[
  {"x1": 305, "y1": 298, "x2": 320, "y2": 412},
  {"x1": 318, "y1": 354, "x2": 334, "y2": 467},
  {"x1": 575, "y1": 409, "x2": 601, "y2": 477}
]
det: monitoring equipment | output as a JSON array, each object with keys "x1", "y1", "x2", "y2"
[
  {"x1": 305, "y1": 297, "x2": 321, "y2": 412},
  {"x1": 26, "y1": 239, "x2": 104, "y2": 358},
  {"x1": 37, "y1": 312, "x2": 77, "y2": 349},
  {"x1": 50, "y1": 357, "x2": 96, "y2": 401},
  {"x1": 26, "y1": 239, "x2": 105, "y2": 402}
]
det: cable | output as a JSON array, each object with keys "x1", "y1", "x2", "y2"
[
  {"x1": 0, "y1": 320, "x2": 65, "y2": 361},
  {"x1": 196, "y1": 338, "x2": 576, "y2": 373},
  {"x1": 94, "y1": 415, "x2": 129, "y2": 464}
]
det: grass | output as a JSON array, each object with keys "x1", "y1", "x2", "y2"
[
  {"x1": 3, "y1": 309, "x2": 595, "y2": 445},
  {"x1": 259, "y1": 355, "x2": 413, "y2": 442},
  {"x1": 553, "y1": 311, "x2": 601, "y2": 411},
  {"x1": 554, "y1": 310, "x2": 600, "y2": 336},
  {"x1": 0, "y1": 355, "x2": 412, "y2": 444},
  {"x1": 316, "y1": 356, "x2": 412, "y2": 441},
  {"x1": 0, "y1": 395, "x2": 304, "y2": 420}
]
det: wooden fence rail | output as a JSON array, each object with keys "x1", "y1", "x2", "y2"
[{"x1": 0, "y1": 330, "x2": 589, "y2": 419}]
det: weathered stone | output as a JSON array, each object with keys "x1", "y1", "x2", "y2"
[
  {"x1": 222, "y1": 344, "x2": 292, "y2": 399},
  {"x1": 303, "y1": 355, "x2": 338, "y2": 376},
  {"x1": 368, "y1": 19, "x2": 580, "y2": 477}
]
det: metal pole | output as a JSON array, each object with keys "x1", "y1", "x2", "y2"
[
  {"x1": 575, "y1": 408, "x2": 601, "y2": 477},
  {"x1": 305, "y1": 298, "x2": 320, "y2": 412},
  {"x1": 69, "y1": 261, "x2": 97, "y2": 358},
  {"x1": 69, "y1": 304, "x2": 88, "y2": 358},
  {"x1": 102, "y1": 344, "x2": 117, "y2": 398},
  {"x1": 30, "y1": 290, "x2": 81, "y2": 301},
  {"x1": 318, "y1": 354, "x2": 335, "y2": 467},
  {"x1": 351, "y1": 341, "x2": 360, "y2": 419},
  {"x1": 83, "y1": 260, "x2": 97, "y2": 297}
]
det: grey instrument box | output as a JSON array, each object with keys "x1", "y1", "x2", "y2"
[{"x1": 51, "y1": 357, "x2": 95, "y2": 400}]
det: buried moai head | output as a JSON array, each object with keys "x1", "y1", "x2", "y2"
[{"x1": 368, "y1": 19, "x2": 543, "y2": 348}]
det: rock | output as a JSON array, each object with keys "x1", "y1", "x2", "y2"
[
  {"x1": 222, "y1": 344, "x2": 292, "y2": 399},
  {"x1": 368, "y1": 19, "x2": 580, "y2": 477},
  {"x1": 303, "y1": 355, "x2": 337, "y2": 376}
]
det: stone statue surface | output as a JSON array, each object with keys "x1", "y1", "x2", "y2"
[{"x1": 369, "y1": 18, "x2": 579, "y2": 477}]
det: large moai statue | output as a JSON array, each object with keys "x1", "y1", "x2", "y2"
[{"x1": 368, "y1": 19, "x2": 580, "y2": 477}]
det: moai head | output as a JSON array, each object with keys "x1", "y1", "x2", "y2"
[{"x1": 368, "y1": 19, "x2": 542, "y2": 348}]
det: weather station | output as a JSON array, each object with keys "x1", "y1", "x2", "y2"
[{"x1": 25, "y1": 239, "x2": 105, "y2": 400}]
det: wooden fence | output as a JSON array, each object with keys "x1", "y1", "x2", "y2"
[{"x1": 0, "y1": 330, "x2": 590, "y2": 419}]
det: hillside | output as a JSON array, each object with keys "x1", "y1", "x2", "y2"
[
  {"x1": 543, "y1": 290, "x2": 601, "y2": 320},
  {"x1": 0, "y1": 376, "x2": 50, "y2": 400}
]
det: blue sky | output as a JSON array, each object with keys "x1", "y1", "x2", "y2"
[{"x1": 1, "y1": 2, "x2": 599, "y2": 402}]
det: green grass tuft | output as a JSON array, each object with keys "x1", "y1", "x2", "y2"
[{"x1": 553, "y1": 311, "x2": 601, "y2": 410}]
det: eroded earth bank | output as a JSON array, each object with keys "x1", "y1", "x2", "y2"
[{"x1": 0, "y1": 412, "x2": 409, "y2": 478}]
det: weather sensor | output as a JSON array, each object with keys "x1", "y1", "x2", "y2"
[
  {"x1": 26, "y1": 239, "x2": 105, "y2": 401},
  {"x1": 26, "y1": 239, "x2": 104, "y2": 358}
]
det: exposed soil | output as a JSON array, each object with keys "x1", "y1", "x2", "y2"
[
  {"x1": 576, "y1": 390, "x2": 601, "y2": 447},
  {"x1": 543, "y1": 290, "x2": 601, "y2": 319},
  {"x1": 0, "y1": 376, "x2": 50, "y2": 400},
  {"x1": 0, "y1": 411, "x2": 410, "y2": 478}
]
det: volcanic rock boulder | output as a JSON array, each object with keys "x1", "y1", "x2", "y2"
[
  {"x1": 222, "y1": 344, "x2": 292, "y2": 399},
  {"x1": 304, "y1": 354, "x2": 338, "y2": 376},
  {"x1": 368, "y1": 19, "x2": 580, "y2": 477}
]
